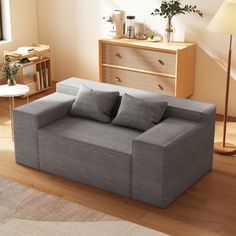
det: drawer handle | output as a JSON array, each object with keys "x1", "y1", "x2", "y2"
[
  {"x1": 115, "y1": 53, "x2": 122, "y2": 58},
  {"x1": 158, "y1": 59, "x2": 165, "y2": 66},
  {"x1": 114, "y1": 77, "x2": 122, "y2": 82},
  {"x1": 157, "y1": 84, "x2": 164, "y2": 90}
]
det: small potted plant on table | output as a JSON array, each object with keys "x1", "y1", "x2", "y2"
[
  {"x1": 151, "y1": 0, "x2": 203, "y2": 43},
  {"x1": 0, "y1": 56, "x2": 20, "y2": 86}
]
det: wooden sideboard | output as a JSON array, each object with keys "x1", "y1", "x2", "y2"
[{"x1": 99, "y1": 38, "x2": 196, "y2": 98}]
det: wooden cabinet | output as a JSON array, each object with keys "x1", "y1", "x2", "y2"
[
  {"x1": 15, "y1": 57, "x2": 52, "y2": 96},
  {"x1": 11, "y1": 57, "x2": 52, "y2": 96},
  {"x1": 99, "y1": 39, "x2": 196, "y2": 98},
  {"x1": 4, "y1": 45, "x2": 51, "y2": 96}
]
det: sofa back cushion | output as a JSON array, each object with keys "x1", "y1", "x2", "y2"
[
  {"x1": 112, "y1": 93, "x2": 168, "y2": 131},
  {"x1": 58, "y1": 78, "x2": 216, "y2": 124},
  {"x1": 70, "y1": 85, "x2": 119, "y2": 123}
]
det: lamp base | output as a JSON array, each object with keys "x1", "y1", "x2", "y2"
[{"x1": 214, "y1": 142, "x2": 236, "y2": 155}]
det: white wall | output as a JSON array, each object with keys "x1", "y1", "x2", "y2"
[
  {"x1": 36, "y1": 0, "x2": 236, "y2": 116},
  {"x1": 0, "y1": 0, "x2": 39, "y2": 60}
]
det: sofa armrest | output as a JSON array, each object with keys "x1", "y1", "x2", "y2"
[
  {"x1": 13, "y1": 92, "x2": 75, "y2": 169},
  {"x1": 13, "y1": 92, "x2": 75, "y2": 128},
  {"x1": 132, "y1": 117, "x2": 215, "y2": 208}
]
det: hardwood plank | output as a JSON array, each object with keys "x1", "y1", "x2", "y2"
[{"x1": 140, "y1": 212, "x2": 224, "y2": 236}]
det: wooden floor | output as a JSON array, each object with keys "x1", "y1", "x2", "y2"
[{"x1": 0, "y1": 86, "x2": 236, "y2": 236}]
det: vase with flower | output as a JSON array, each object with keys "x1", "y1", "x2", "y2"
[
  {"x1": 0, "y1": 56, "x2": 21, "y2": 86},
  {"x1": 151, "y1": 0, "x2": 203, "y2": 43}
]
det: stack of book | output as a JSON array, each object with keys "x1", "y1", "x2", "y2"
[
  {"x1": 23, "y1": 64, "x2": 50, "y2": 94},
  {"x1": 16, "y1": 47, "x2": 36, "y2": 55},
  {"x1": 35, "y1": 67, "x2": 50, "y2": 91}
]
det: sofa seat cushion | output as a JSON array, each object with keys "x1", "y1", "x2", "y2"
[
  {"x1": 38, "y1": 116, "x2": 141, "y2": 197},
  {"x1": 39, "y1": 116, "x2": 141, "y2": 155}
]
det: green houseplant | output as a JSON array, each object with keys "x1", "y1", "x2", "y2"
[
  {"x1": 0, "y1": 56, "x2": 20, "y2": 86},
  {"x1": 151, "y1": 0, "x2": 203, "y2": 43}
]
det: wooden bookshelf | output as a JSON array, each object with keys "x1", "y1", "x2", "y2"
[
  {"x1": 4, "y1": 44, "x2": 50, "y2": 60},
  {"x1": 4, "y1": 45, "x2": 51, "y2": 97},
  {"x1": 15, "y1": 57, "x2": 52, "y2": 96}
]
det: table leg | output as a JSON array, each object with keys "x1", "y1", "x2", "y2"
[
  {"x1": 9, "y1": 97, "x2": 11, "y2": 121},
  {"x1": 27, "y1": 94, "x2": 29, "y2": 103},
  {"x1": 12, "y1": 96, "x2": 15, "y2": 109},
  {"x1": 9, "y1": 97, "x2": 13, "y2": 141}
]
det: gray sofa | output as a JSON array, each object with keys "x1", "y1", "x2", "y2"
[{"x1": 13, "y1": 78, "x2": 216, "y2": 208}]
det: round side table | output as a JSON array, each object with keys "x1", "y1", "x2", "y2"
[{"x1": 0, "y1": 84, "x2": 30, "y2": 141}]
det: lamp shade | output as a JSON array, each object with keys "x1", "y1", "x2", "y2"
[{"x1": 207, "y1": 0, "x2": 236, "y2": 35}]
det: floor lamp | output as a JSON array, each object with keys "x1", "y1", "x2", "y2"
[{"x1": 207, "y1": 0, "x2": 236, "y2": 155}]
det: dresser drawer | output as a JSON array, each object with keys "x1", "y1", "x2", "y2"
[
  {"x1": 103, "y1": 67, "x2": 175, "y2": 96},
  {"x1": 102, "y1": 44, "x2": 176, "y2": 76}
]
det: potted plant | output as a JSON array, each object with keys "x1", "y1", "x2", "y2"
[
  {"x1": 0, "y1": 56, "x2": 21, "y2": 86},
  {"x1": 151, "y1": 0, "x2": 203, "y2": 43}
]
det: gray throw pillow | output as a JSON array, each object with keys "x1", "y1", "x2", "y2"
[
  {"x1": 70, "y1": 85, "x2": 120, "y2": 123},
  {"x1": 112, "y1": 93, "x2": 168, "y2": 131}
]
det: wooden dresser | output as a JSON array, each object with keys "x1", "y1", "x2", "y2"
[{"x1": 99, "y1": 39, "x2": 196, "y2": 98}]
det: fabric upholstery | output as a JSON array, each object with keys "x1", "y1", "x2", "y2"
[
  {"x1": 132, "y1": 117, "x2": 214, "y2": 207},
  {"x1": 14, "y1": 124, "x2": 40, "y2": 169},
  {"x1": 14, "y1": 77, "x2": 216, "y2": 208},
  {"x1": 70, "y1": 85, "x2": 119, "y2": 123},
  {"x1": 14, "y1": 93, "x2": 75, "y2": 128},
  {"x1": 112, "y1": 93, "x2": 167, "y2": 131},
  {"x1": 39, "y1": 116, "x2": 141, "y2": 155},
  {"x1": 38, "y1": 117, "x2": 141, "y2": 197},
  {"x1": 57, "y1": 77, "x2": 216, "y2": 123},
  {"x1": 13, "y1": 92, "x2": 75, "y2": 169}
]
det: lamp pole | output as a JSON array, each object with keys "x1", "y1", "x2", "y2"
[
  {"x1": 207, "y1": 1, "x2": 236, "y2": 155},
  {"x1": 223, "y1": 34, "x2": 232, "y2": 147},
  {"x1": 214, "y1": 34, "x2": 236, "y2": 155}
]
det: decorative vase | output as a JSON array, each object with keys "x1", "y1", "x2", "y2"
[
  {"x1": 7, "y1": 77, "x2": 16, "y2": 86},
  {"x1": 165, "y1": 18, "x2": 174, "y2": 43}
]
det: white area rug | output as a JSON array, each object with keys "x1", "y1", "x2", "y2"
[
  {"x1": 0, "y1": 178, "x2": 167, "y2": 236},
  {"x1": 0, "y1": 219, "x2": 166, "y2": 236}
]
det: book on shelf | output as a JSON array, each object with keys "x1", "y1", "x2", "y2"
[
  {"x1": 35, "y1": 72, "x2": 41, "y2": 91},
  {"x1": 16, "y1": 46, "x2": 35, "y2": 55},
  {"x1": 40, "y1": 69, "x2": 44, "y2": 90},
  {"x1": 43, "y1": 69, "x2": 45, "y2": 88},
  {"x1": 29, "y1": 56, "x2": 39, "y2": 62},
  {"x1": 42, "y1": 69, "x2": 46, "y2": 88},
  {"x1": 45, "y1": 68, "x2": 49, "y2": 88}
]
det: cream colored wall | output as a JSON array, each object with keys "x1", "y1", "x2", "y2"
[
  {"x1": 36, "y1": 0, "x2": 236, "y2": 116},
  {"x1": 37, "y1": 0, "x2": 101, "y2": 82},
  {"x1": 0, "y1": 0, "x2": 39, "y2": 60}
]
